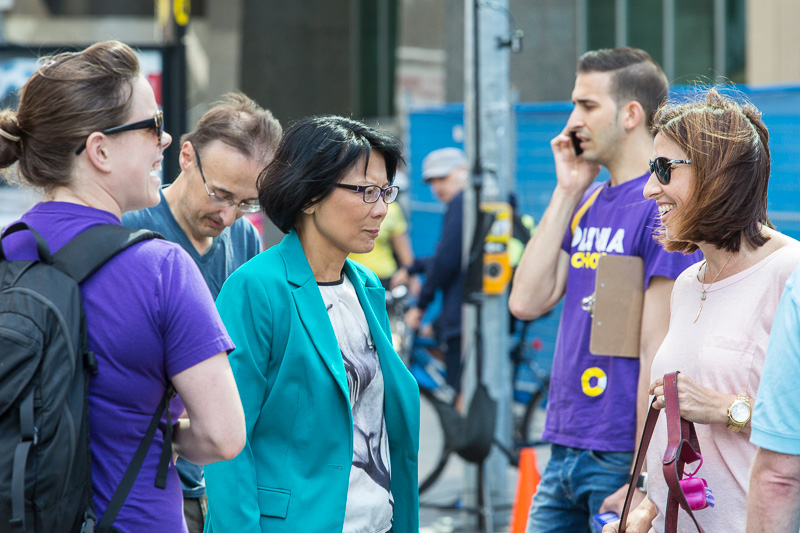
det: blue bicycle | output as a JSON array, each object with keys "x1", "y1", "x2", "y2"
[{"x1": 397, "y1": 316, "x2": 552, "y2": 494}]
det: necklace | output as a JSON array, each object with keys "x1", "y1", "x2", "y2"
[{"x1": 694, "y1": 251, "x2": 734, "y2": 323}]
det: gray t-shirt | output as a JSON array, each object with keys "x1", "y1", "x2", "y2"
[{"x1": 319, "y1": 274, "x2": 393, "y2": 533}]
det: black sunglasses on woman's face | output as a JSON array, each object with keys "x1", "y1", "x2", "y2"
[
  {"x1": 75, "y1": 110, "x2": 164, "y2": 155},
  {"x1": 649, "y1": 157, "x2": 692, "y2": 185}
]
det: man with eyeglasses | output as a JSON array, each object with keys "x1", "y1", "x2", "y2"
[
  {"x1": 122, "y1": 92, "x2": 282, "y2": 533},
  {"x1": 402, "y1": 147, "x2": 468, "y2": 399},
  {"x1": 508, "y1": 48, "x2": 701, "y2": 532}
]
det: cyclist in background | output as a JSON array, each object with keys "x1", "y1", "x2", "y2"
[{"x1": 403, "y1": 147, "x2": 467, "y2": 398}]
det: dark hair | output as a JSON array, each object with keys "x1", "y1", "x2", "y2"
[
  {"x1": 258, "y1": 115, "x2": 404, "y2": 233},
  {"x1": 0, "y1": 40, "x2": 140, "y2": 191},
  {"x1": 652, "y1": 88, "x2": 772, "y2": 254},
  {"x1": 578, "y1": 47, "x2": 668, "y2": 130},
  {"x1": 182, "y1": 91, "x2": 282, "y2": 167}
]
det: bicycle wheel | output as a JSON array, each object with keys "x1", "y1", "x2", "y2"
[
  {"x1": 392, "y1": 320, "x2": 414, "y2": 365},
  {"x1": 418, "y1": 389, "x2": 451, "y2": 494},
  {"x1": 517, "y1": 386, "x2": 552, "y2": 476},
  {"x1": 385, "y1": 286, "x2": 415, "y2": 363},
  {"x1": 519, "y1": 389, "x2": 547, "y2": 448}
]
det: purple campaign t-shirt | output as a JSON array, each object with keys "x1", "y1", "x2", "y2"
[
  {"x1": 2, "y1": 202, "x2": 234, "y2": 532},
  {"x1": 545, "y1": 174, "x2": 701, "y2": 452}
]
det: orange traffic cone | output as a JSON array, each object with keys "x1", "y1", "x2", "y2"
[{"x1": 509, "y1": 447, "x2": 541, "y2": 533}]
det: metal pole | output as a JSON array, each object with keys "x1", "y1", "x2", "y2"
[
  {"x1": 615, "y1": 0, "x2": 627, "y2": 47},
  {"x1": 463, "y1": 0, "x2": 513, "y2": 530},
  {"x1": 159, "y1": 0, "x2": 189, "y2": 183},
  {"x1": 350, "y1": 0, "x2": 362, "y2": 115},
  {"x1": 377, "y1": 0, "x2": 390, "y2": 117},
  {"x1": 462, "y1": 0, "x2": 479, "y2": 520},
  {"x1": 663, "y1": 0, "x2": 676, "y2": 82},
  {"x1": 576, "y1": 0, "x2": 588, "y2": 56},
  {"x1": 713, "y1": 0, "x2": 726, "y2": 80}
]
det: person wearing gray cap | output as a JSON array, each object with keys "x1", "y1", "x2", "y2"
[{"x1": 401, "y1": 147, "x2": 468, "y2": 397}]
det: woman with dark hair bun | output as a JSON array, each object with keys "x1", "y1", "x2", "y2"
[
  {"x1": 605, "y1": 89, "x2": 800, "y2": 532},
  {"x1": 204, "y1": 115, "x2": 420, "y2": 533},
  {"x1": 0, "y1": 40, "x2": 245, "y2": 532}
]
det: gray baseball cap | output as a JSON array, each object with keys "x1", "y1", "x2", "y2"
[{"x1": 422, "y1": 147, "x2": 467, "y2": 181}]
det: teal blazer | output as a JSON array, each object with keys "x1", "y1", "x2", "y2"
[{"x1": 204, "y1": 230, "x2": 420, "y2": 532}]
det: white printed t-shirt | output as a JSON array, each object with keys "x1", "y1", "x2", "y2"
[{"x1": 319, "y1": 274, "x2": 393, "y2": 533}]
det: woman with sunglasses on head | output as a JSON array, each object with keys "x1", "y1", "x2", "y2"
[
  {"x1": 203, "y1": 115, "x2": 420, "y2": 533},
  {"x1": 605, "y1": 89, "x2": 800, "y2": 533},
  {"x1": 0, "y1": 41, "x2": 245, "y2": 532}
]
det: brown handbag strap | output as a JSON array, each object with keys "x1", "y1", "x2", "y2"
[
  {"x1": 618, "y1": 397, "x2": 659, "y2": 533},
  {"x1": 662, "y1": 371, "x2": 705, "y2": 533}
]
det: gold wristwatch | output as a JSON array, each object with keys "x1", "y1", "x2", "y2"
[{"x1": 726, "y1": 395, "x2": 751, "y2": 432}]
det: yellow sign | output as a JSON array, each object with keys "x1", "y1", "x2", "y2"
[
  {"x1": 173, "y1": 0, "x2": 190, "y2": 26},
  {"x1": 481, "y1": 202, "x2": 512, "y2": 295}
]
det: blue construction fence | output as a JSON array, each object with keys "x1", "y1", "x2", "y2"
[{"x1": 404, "y1": 83, "x2": 800, "y2": 364}]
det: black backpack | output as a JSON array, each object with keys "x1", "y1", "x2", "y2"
[{"x1": 0, "y1": 223, "x2": 175, "y2": 533}]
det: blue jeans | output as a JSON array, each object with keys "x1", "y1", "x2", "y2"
[{"x1": 525, "y1": 444, "x2": 633, "y2": 533}]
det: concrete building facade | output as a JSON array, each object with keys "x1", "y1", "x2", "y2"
[{"x1": 0, "y1": 0, "x2": 796, "y2": 129}]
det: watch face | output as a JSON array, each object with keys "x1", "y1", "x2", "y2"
[{"x1": 731, "y1": 402, "x2": 750, "y2": 423}]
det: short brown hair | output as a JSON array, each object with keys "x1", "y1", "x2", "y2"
[
  {"x1": 0, "y1": 40, "x2": 140, "y2": 191},
  {"x1": 182, "y1": 92, "x2": 282, "y2": 168},
  {"x1": 652, "y1": 88, "x2": 772, "y2": 254},
  {"x1": 578, "y1": 47, "x2": 669, "y2": 130}
]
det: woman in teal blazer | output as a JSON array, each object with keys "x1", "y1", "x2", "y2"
[{"x1": 204, "y1": 116, "x2": 420, "y2": 533}]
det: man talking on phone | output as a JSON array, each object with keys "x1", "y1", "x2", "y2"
[{"x1": 509, "y1": 48, "x2": 701, "y2": 532}]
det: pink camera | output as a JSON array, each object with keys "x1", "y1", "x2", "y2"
[
  {"x1": 679, "y1": 475, "x2": 714, "y2": 510},
  {"x1": 679, "y1": 455, "x2": 715, "y2": 511}
]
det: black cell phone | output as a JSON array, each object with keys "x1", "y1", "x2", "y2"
[{"x1": 569, "y1": 131, "x2": 583, "y2": 156}]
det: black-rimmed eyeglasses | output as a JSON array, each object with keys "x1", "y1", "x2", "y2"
[
  {"x1": 649, "y1": 157, "x2": 692, "y2": 185},
  {"x1": 75, "y1": 110, "x2": 164, "y2": 155},
  {"x1": 194, "y1": 146, "x2": 261, "y2": 213},
  {"x1": 335, "y1": 183, "x2": 400, "y2": 204}
]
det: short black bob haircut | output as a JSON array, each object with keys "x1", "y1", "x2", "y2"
[{"x1": 258, "y1": 115, "x2": 404, "y2": 233}]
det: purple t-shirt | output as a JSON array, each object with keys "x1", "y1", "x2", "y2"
[
  {"x1": 2, "y1": 202, "x2": 233, "y2": 532},
  {"x1": 545, "y1": 174, "x2": 702, "y2": 451}
]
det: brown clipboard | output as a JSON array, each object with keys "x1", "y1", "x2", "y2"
[{"x1": 589, "y1": 254, "x2": 644, "y2": 358}]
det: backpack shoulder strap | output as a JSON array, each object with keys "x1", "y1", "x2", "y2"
[
  {"x1": 0, "y1": 221, "x2": 53, "y2": 263},
  {"x1": 94, "y1": 382, "x2": 177, "y2": 532},
  {"x1": 53, "y1": 225, "x2": 162, "y2": 283}
]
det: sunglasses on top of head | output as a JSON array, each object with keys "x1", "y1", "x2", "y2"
[
  {"x1": 75, "y1": 110, "x2": 164, "y2": 155},
  {"x1": 648, "y1": 156, "x2": 692, "y2": 185}
]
